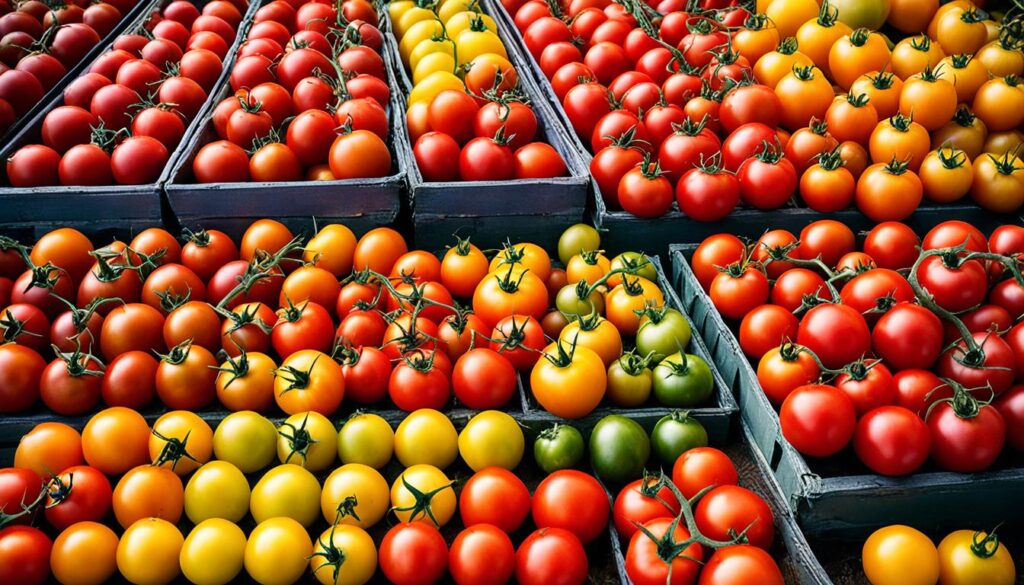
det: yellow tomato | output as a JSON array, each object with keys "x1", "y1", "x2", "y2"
[
  {"x1": 531, "y1": 340, "x2": 607, "y2": 419},
  {"x1": 413, "y1": 51, "x2": 457, "y2": 84},
  {"x1": 437, "y1": 0, "x2": 477, "y2": 23},
  {"x1": 212, "y1": 411, "x2": 277, "y2": 473},
  {"x1": 250, "y1": 464, "x2": 322, "y2": 527},
  {"x1": 395, "y1": 6, "x2": 437, "y2": 40},
  {"x1": 50, "y1": 521, "x2": 118, "y2": 585},
  {"x1": 183, "y1": 461, "x2": 250, "y2": 524},
  {"x1": 387, "y1": 0, "x2": 416, "y2": 24},
  {"x1": 445, "y1": 11, "x2": 497, "y2": 38},
  {"x1": 458, "y1": 410, "x2": 525, "y2": 471},
  {"x1": 455, "y1": 28, "x2": 507, "y2": 66},
  {"x1": 863, "y1": 525, "x2": 939, "y2": 585},
  {"x1": 309, "y1": 525, "x2": 377, "y2": 585},
  {"x1": 400, "y1": 19, "x2": 445, "y2": 64},
  {"x1": 920, "y1": 147, "x2": 973, "y2": 202},
  {"x1": 937, "y1": 530, "x2": 1015, "y2": 585},
  {"x1": 565, "y1": 251, "x2": 610, "y2": 285},
  {"x1": 303, "y1": 224, "x2": 357, "y2": 277},
  {"x1": 559, "y1": 316, "x2": 624, "y2": 366},
  {"x1": 149, "y1": 410, "x2": 213, "y2": 476},
  {"x1": 277, "y1": 411, "x2": 338, "y2": 472},
  {"x1": 245, "y1": 518, "x2": 313, "y2": 585},
  {"x1": 117, "y1": 518, "x2": 184, "y2": 585},
  {"x1": 409, "y1": 37, "x2": 456, "y2": 76},
  {"x1": 390, "y1": 464, "x2": 456, "y2": 527},
  {"x1": 394, "y1": 408, "x2": 458, "y2": 468},
  {"x1": 320, "y1": 463, "x2": 390, "y2": 528},
  {"x1": 337, "y1": 412, "x2": 394, "y2": 469},
  {"x1": 180, "y1": 519, "x2": 247, "y2": 585},
  {"x1": 765, "y1": 0, "x2": 820, "y2": 39},
  {"x1": 408, "y1": 71, "x2": 465, "y2": 107}
]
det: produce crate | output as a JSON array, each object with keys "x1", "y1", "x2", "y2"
[
  {"x1": 0, "y1": 0, "x2": 156, "y2": 146},
  {"x1": 162, "y1": 3, "x2": 405, "y2": 232},
  {"x1": 382, "y1": 6, "x2": 590, "y2": 252},
  {"x1": 519, "y1": 255, "x2": 738, "y2": 443},
  {"x1": 482, "y1": 0, "x2": 1019, "y2": 256},
  {"x1": 0, "y1": 0, "x2": 261, "y2": 239},
  {"x1": 670, "y1": 243, "x2": 1024, "y2": 540}
]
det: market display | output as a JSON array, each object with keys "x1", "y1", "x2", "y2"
[{"x1": 0, "y1": 0, "x2": 1023, "y2": 581}]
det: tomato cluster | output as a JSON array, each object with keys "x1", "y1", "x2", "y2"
[
  {"x1": 4, "y1": 0, "x2": 247, "y2": 187},
  {"x1": 391, "y1": 0, "x2": 568, "y2": 182},
  {"x1": 862, "y1": 524, "x2": 1016, "y2": 585},
  {"x1": 694, "y1": 220, "x2": 1024, "y2": 476},
  {"x1": 499, "y1": 0, "x2": 1024, "y2": 220},
  {"x1": 0, "y1": 0, "x2": 139, "y2": 133},
  {"x1": 192, "y1": 0, "x2": 394, "y2": 183}
]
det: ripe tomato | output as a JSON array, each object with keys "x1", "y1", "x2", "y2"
[
  {"x1": 112, "y1": 465, "x2": 184, "y2": 528},
  {"x1": 872, "y1": 303, "x2": 944, "y2": 371},
  {"x1": 149, "y1": 411, "x2": 213, "y2": 476},
  {"x1": 50, "y1": 521, "x2": 118, "y2": 585},
  {"x1": 155, "y1": 342, "x2": 218, "y2": 410},
  {"x1": 613, "y1": 476, "x2": 680, "y2": 539},
  {"x1": 625, "y1": 516, "x2": 702, "y2": 585},
  {"x1": 780, "y1": 384, "x2": 857, "y2": 457},
  {"x1": 618, "y1": 162, "x2": 673, "y2": 218},
  {"x1": 854, "y1": 406, "x2": 931, "y2": 476},
  {"x1": 379, "y1": 523, "x2": 448, "y2": 585},
  {"x1": 797, "y1": 303, "x2": 871, "y2": 369},
  {"x1": 14, "y1": 422, "x2": 83, "y2": 479},
  {"x1": 81, "y1": 407, "x2": 150, "y2": 475},
  {"x1": 44, "y1": 465, "x2": 112, "y2": 530},
  {"x1": 691, "y1": 234, "x2": 745, "y2": 290},
  {"x1": 928, "y1": 391, "x2": 1006, "y2": 473},
  {"x1": 0, "y1": 525, "x2": 51, "y2": 585},
  {"x1": 738, "y1": 145, "x2": 797, "y2": 210},
  {"x1": 739, "y1": 305, "x2": 799, "y2": 359},
  {"x1": 272, "y1": 301, "x2": 334, "y2": 357},
  {"x1": 709, "y1": 264, "x2": 769, "y2": 320},
  {"x1": 515, "y1": 528, "x2": 588, "y2": 585},
  {"x1": 0, "y1": 344, "x2": 45, "y2": 412},
  {"x1": 864, "y1": 221, "x2": 920, "y2": 270},
  {"x1": 532, "y1": 470, "x2": 609, "y2": 544},
  {"x1": 244, "y1": 517, "x2": 312, "y2": 585},
  {"x1": 700, "y1": 545, "x2": 785, "y2": 585},
  {"x1": 274, "y1": 350, "x2": 345, "y2": 415},
  {"x1": 695, "y1": 485, "x2": 774, "y2": 550}
]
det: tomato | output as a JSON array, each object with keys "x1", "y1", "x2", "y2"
[
  {"x1": 613, "y1": 476, "x2": 681, "y2": 539},
  {"x1": 531, "y1": 340, "x2": 606, "y2": 418},
  {"x1": 935, "y1": 529, "x2": 1015, "y2": 585},
  {"x1": 250, "y1": 463, "x2": 321, "y2": 527},
  {"x1": 150, "y1": 410, "x2": 214, "y2": 476},
  {"x1": 180, "y1": 518, "x2": 246, "y2": 585},
  {"x1": 43, "y1": 465, "x2": 112, "y2": 530},
  {"x1": 770, "y1": 268, "x2": 828, "y2": 312},
  {"x1": 532, "y1": 470, "x2": 609, "y2": 544},
  {"x1": 691, "y1": 235, "x2": 745, "y2": 290},
  {"x1": 928, "y1": 390, "x2": 1006, "y2": 473},
  {"x1": 0, "y1": 303, "x2": 50, "y2": 351},
  {"x1": 862, "y1": 525, "x2": 940, "y2": 585},
  {"x1": 79, "y1": 407, "x2": 148, "y2": 476},
  {"x1": 391, "y1": 464, "x2": 456, "y2": 527},
  {"x1": 871, "y1": 302, "x2": 943, "y2": 371},
  {"x1": 15, "y1": 422, "x2": 82, "y2": 479},
  {"x1": 320, "y1": 463, "x2": 389, "y2": 529},
  {"x1": 710, "y1": 264, "x2": 769, "y2": 320},
  {"x1": 99, "y1": 303, "x2": 165, "y2": 362},
  {"x1": 533, "y1": 423, "x2": 585, "y2": 473},
  {"x1": 394, "y1": 408, "x2": 457, "y2": 469},
  {"x1": 616, "y1": 161, "x2": 673, "y2": 217},
  {"x1": 389, "y1": 352, "x2": 450, "y2": 411},
  {"x1": 869, "y1": 114, "x2": 930, "y2": 173},
  {"x1": 447, "y1": 524, "x2": 515, "y2": 585},
  {"x1": 0, "y1": 344, "x2": 45, "y2": 413},
  {"x1": 112, "y1": 465, "x2": 183, "y2": 529},
  {"x1": 698, "y1": 545, "x2": 784, "y2": 585},
  {"x1": 0, "y1": 467, "x2": 41, "y2": 526},
  {"x1": 562, "y1": 81, "x2": 612, "y2": 139},
  {"x1": 625, "y1": 516, "x2": 702, "y2": 585},
  {"x1": 276, "y1": 411, "x2": 337, "y2": 472},
  {"x1": 797, "y1": 303, "x2": 871, "y2": 369},
  {"x1": 245, "y1": 518, "x2": 313, "y2": 585},
  {"x1": 780, "y1": 384, "x2": 857, "y2": 457},
  {"x1": 379, "y1": 522, "x2": 448, "y2": 585},
  {"x1": 739, "y1": 305, "x2": 799, "y2": 359},
  {"x1": 856, "y1": 159, "x2": 924, "y2": 222},
  {"x1": 335, "y1": 346, "x2": 389, "y2": 405},
  {"x1": 459, "y1": 410, "x2": 524, "y2": 472},
  {"x1": 918, "y1": 255, "x2": 987, "y2": 313},
  {"x1": 212, "y1": 411, "x2": 277, "y2": 474},
  {"x1": 864, "y1": 222, "x2": 920, "y2": 270},
  {"x1": 757, "y1": 344, "x2": 823, "y2": 405},
  {"x1": 695, "y1": 485, "x2": 774, "y2": 550},
  {"x1": 184, "y1": 461, "x2": 250, "y2": 524},
  {"x1": 738, "y1": 145, "x2": 797, "y2": 210},
  {"x1": 50, "y1": 521, "x2": 118, "y2": 585},
  {"x1": 460, "y1": 468, "x2": 531, "y2": 534},
  {"x1": 516, "y1": 528, "x2": 588, "y2": 585},
  {"x1": 854, "y1": 405, "x2": 931, "y2": 476},
  {"x1": 164, "y1": 301, "x2": 220, "y2": 353},
  {"x1": 274, "y1": 350, "x2": 344, "y2": 415},
  {"x1": 0, "y1": 525, "x2": 51, "y2": 585}
]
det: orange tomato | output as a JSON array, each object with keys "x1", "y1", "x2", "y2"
[
  {"x1": 604, "y1": 276, "x2": 664, "y2": 336},
  {"x1": 800, "y1": 148, "x2": 857, "y2": 212},
  {"x1": 15, "y1": 422, "x2": 83, "y2": 478},
  {"x1": 81, "y1": 407, "x2": 151, "y2": 475},
  {"x1": 472, "y1": 267, "x2": 549, "y2": 328},
  {"x1": 30, "y1": 228, "x2": 94, "y2": 284},
  {"x1": 976, "y1": 37, "x2": 1024, "y2": 77},
  {"x1": 280, "y1": 266, "x2": 341, "y2": 310},
  {"x1": 390, "y1": 250, "x2": 442, "y2": 283},
  {"x1": 856, "y1": 159, "x2": 924, "y2": 221},
  {"x1": 489, "y1": 242, "x2": 552, "y2": 282},
  {"x1": 775, "y1": 65, "x2": 835, "y2": 130},
  {"x1": 890, "y1": 35, "x2": 945, "y2": 80},
  {"x1": 753, "y1": 37, "x2": 814, "y2": 88},
  {"x1": 353, "y1": 227, "x2": 408, "y2": 275},
  {"x1": 850, "y1": 72, "x2": 903, "y2": 120},
  {"x1": 931, "y1": 106, "x2": 987, "y2": 159},
  {"x1": 970, "y1": 152, "x2": 1024, "y2": 212},
  {"x1": 112, "y1": 465, "x2": 184, "y2": 528},
  {"x1": 240, "y1": 219, "x2": 294, "y2": 261},
  {"x1": 149, "y1": 411, "x2": 214, "y2": 476},
  {"x1": 274, "y1": 349, "x2": 345, "y2": 415},
  {"x1": 826, "y1": 92, "x2": 879, "y2": 145},
  {"x1": 733, "y1": 14, "x2": 781, "y2": 65},
  {"x1": 566, "y1": 251, "x2": 611, "y2": 285},
  {"x1": 406, "y1": 101, "x2": 431, "y2": 142},
  {"x1": 934, "y1": 7, "x2": 988, "y2": 55},
  {"x1": 795, "y1": 2, "x2": 853, "y2": 77},
  {"x1": 215, "y1": 350, "x2": 277, "y2": 412},
  {"x1": 50, "y1": 521, "x2": 119, "y2": 585},
  {"x1": 972, "y1": 76, "x2": 1024, "y2": 131},
  {"x1": 983, "y1": 131, "x2": 1024, "y2": 156},
  {"x1": 935, "y1": 53, "x2": 988, "y2": 102},
  {"x1": 441, "y1": 239, "x2": 490, "y2": 298},
  {"x1": 869, "y1": 114, "x2": 931, "y2": 171},
  {"x1": 838, "y1": 140, "x2": 870, "y2": 178},
  {"x1": 927, "y1": 0, "x2": 976, "y2": 38},
  {"x1": 898, "y1": 66, "x2": 957, "y2": 131},
  {"x1": 919, "y1": 147, "x2": 973, "y2": 202},
  {"x1": 829, "y1": 28, "x2": 892, "y2": 90},
  {"x1": 765, "y1": 0, "x2": 819, "y2": 39},
  {"x1": 304, "y1": 224, "x2": 357, "y2": 278},
  {"x1": 306, "y1": 165, "x2": 335, "y2": 180},
  {"x1": 887, "y1": 0, "x2": 939, "y2": 33}
]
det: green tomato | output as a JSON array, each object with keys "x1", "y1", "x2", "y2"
[
  {"x1": 558, "y1": 224, "x2": 601, "y2": 266},
  {"x1": 636, "y1": 307, "x2": 692, "y2": 363},
  {"x1": 533, "y1": 424, "x2": 585, "y2": 474},
  {"x1": 555, "y1": 281, "x2": 605, "y2": 319},
  {"x1": 652, "y1": 352, "x2": 714, "y2": 407},
  {"x1": 606, "y1": 354, "x2": 653, "y2": 407},
  {"x1": 651, "y1": 411, "x2": 708, "y2": 464},
  {"x1": 611, "y1": 251, "x2": 658, "y2": 282},
  {"x1": 589, "y1": 414, "x2": 650, "y2": 484},
  {"x1": 831, "y1": 0, "x2": 890, "y2": 30}
]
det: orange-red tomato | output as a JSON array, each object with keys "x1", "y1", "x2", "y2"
[
  {"x1": 353, "y1": 227, "x2": 408, "y2": 275},
  {"x1": 850, "y1": 72, "x2": 903, "y2": 121},
  {"x1": 112, "y1": 465, "x2": 184, "y2": 528},
  {"x1": 14, "y1": 422, "x2": 83, "y2": 479},
  {"x1": 856, "y1": 159, "x2": 924, "y2": 221},
  {"x1": 826, "y1": 92, "x2": 879, "y2": 146},
  {"x1": 82, "y1": 407, "x2": 151, "y2": 475}
]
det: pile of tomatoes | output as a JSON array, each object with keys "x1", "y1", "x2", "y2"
[
  {"x1": 692, "y1": 220, "x2": 1024, "y2": 476},
  {"x1": 498, "y1": 0, "x2": 1024, "y2": 220},
  {"x1": 192, "y1": 0, "x2": 394, "y2": 183},
  {"x1": 390, "y1": 0, "x2": 569, "y2": 182},
  {"x1": 862, "y1": 524, "x2": 1016, "y2": 585},
  {"x1": 4, "y1": 0, "x2": 248, "y2": 187},
  {"x1": 1, "y1": 397, "x2": 785, "y2": 585},
  {"x1": 0, "y1": 0, "x2": 139, "y2": 133}
]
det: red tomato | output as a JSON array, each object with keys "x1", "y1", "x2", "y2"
[
  {"x1": 532, "y1": 470, "x2": 609, "y2": 544},
  {"x1": 797, "y1": 304, "x2": 871, "y2": 369},
  {"x1": 459, "y1": 468, "x2": 531, "y2": 534},
  {"x1": 515, "y1": 528, "x2": 588, "y2": 585},
  {"x1": 780, "y1": 384, "x2": 857, "y2": 457},
  {"x1": 995, "y1": 385, "x2": 1024, "y2": 452},
  {"x1": 694, "y1": 485, "x2": 774, "y2": 550},
  {"x1": 625, "y1": 516, "x2": 702, "y2": 585},
  {"x1": 675, "y1": 163, "x2": 740, "y2": 221},
  {"x1": 854, "y1": 406, "x2": 931, "y2": 476},
  {"x1": 449, "y1": 525, "x2": 516, "y2": 585},
  {"x1": 612, "y1": 476, "x2": 681, "y2": 539},
  {"x1": 872, "y1": 303, "x2": 944, "y2": 371},
  {"x1": 43, "y1": 465, "x2": 112, "y2": 530},
  {"x1": 388, "y1": 352, "x2": 450, "y2": 411},
  {"x1": 0, "y1": 525, "x2": 51, "y2": 585},
  {"x1": 864, "y1": 222, "x2": 920, "y2": 270},
  {"x1": 379, "y1": 523, "x2": 448, "y2": 585},
  {"x1": 709, "y1": 265, "x2": 769, "y2": 320},
  {"x1": 838, "y1": 268, "x2": 914, "y2": 316},
  {"x1": 927, "y1": 391, "x2": 1006, "y2": 472},
  {"x1": 671, "y1": 447, "x2": 738, "y2": 500},
  {"x1": 452, "y1": 348, "x2": 516, "y2": 409},
  {"x1": 936, "y1": 332, "x2": 1016, "y2": 396},
  {"x1": 739, "y1": 305, "x2": 799, "y2": 359},
  {"x1": 797, "y1": 220, "x2": 855, "y2": 267},
  {"x1": 698, "y1": 545, "x2": 784, "y2": 585}
]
